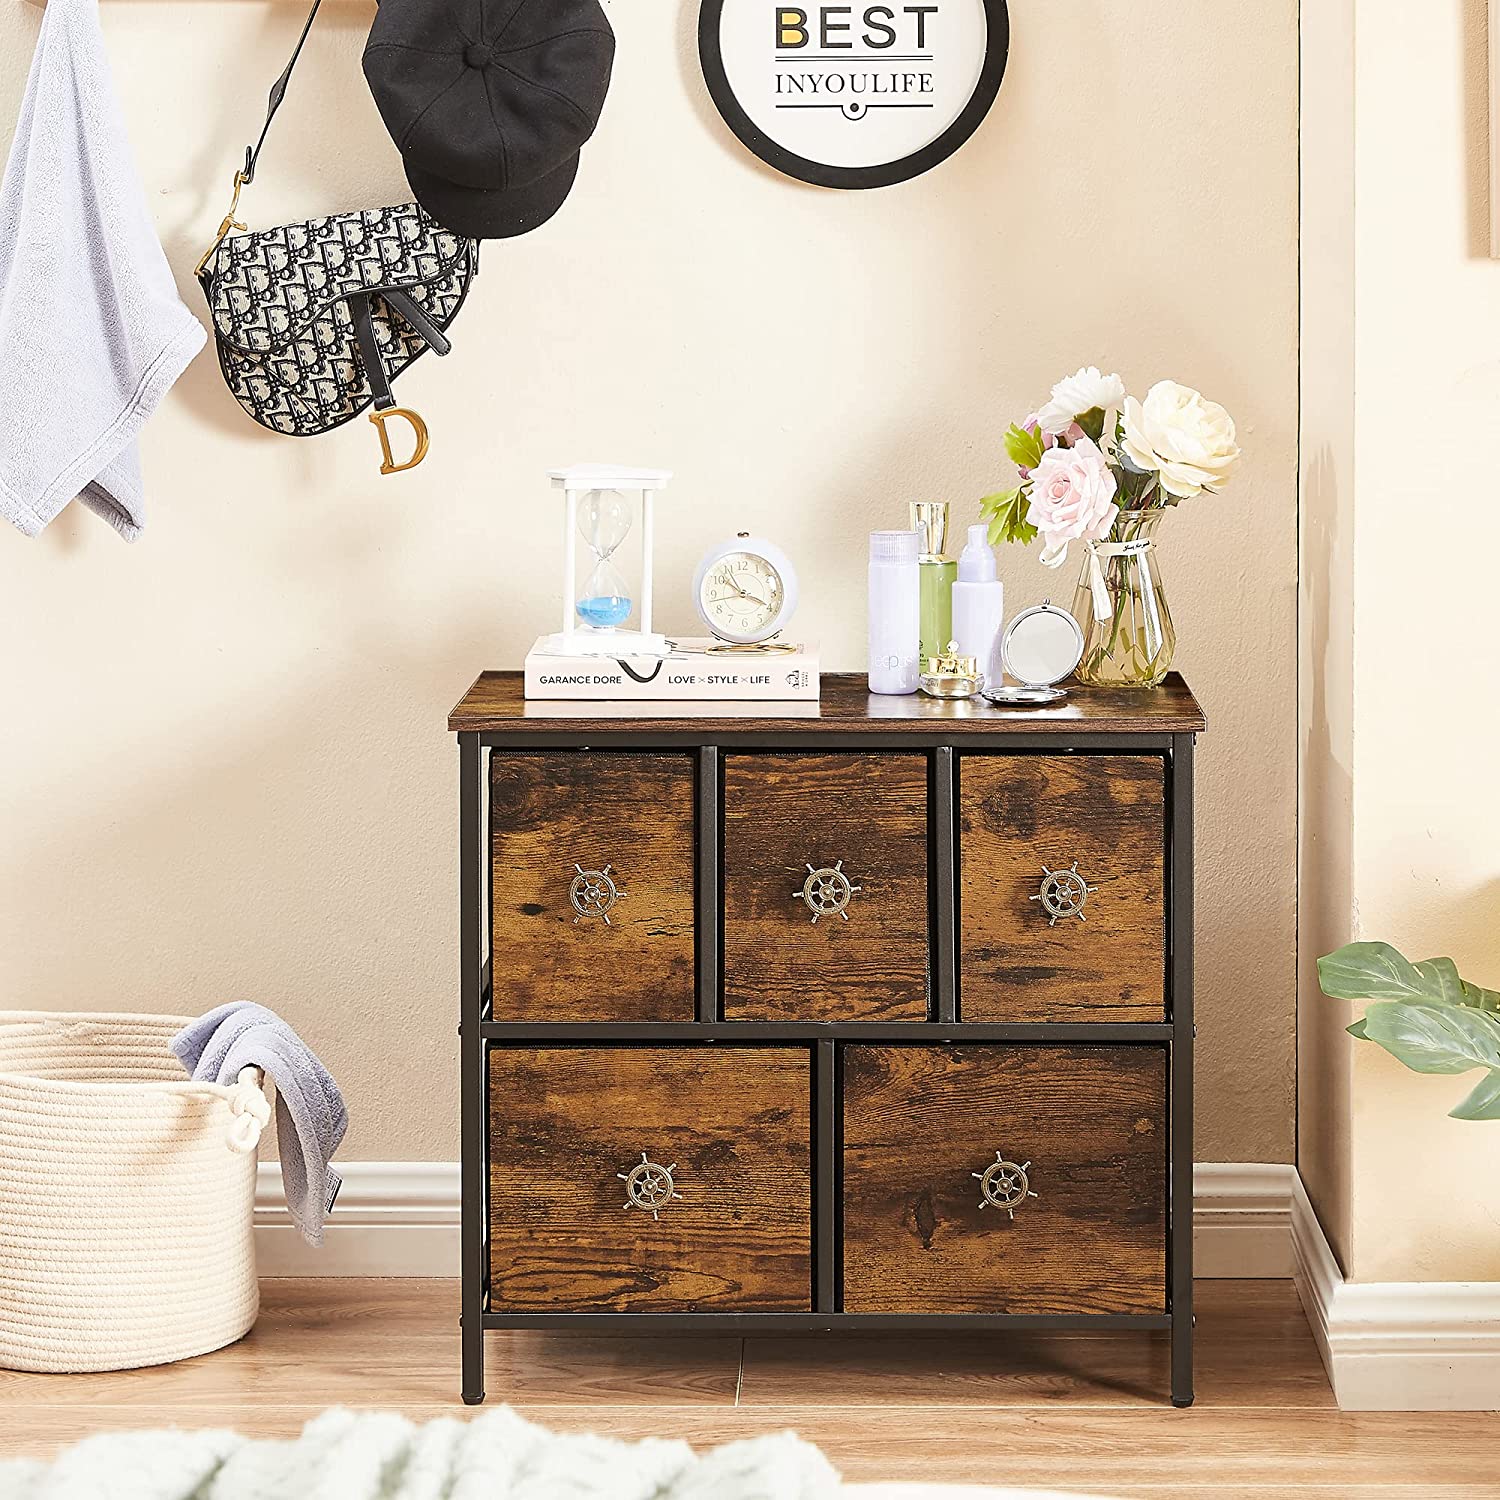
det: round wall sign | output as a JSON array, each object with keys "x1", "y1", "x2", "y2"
[{"x1": 699, "y1": 0, "x2": 1009, "y2": 189}]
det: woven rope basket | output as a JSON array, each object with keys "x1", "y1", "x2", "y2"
[{"x1": 0, "y1": 1012, "x2": 266, "y2": 1373}]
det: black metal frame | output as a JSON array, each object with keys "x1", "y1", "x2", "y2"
[
  {"x1": 697, "y1": 0, "x2": 1011, "y2": 191},
  {"x1": 458, "y1": 724, "x2": 1196, "y2": 1408}
]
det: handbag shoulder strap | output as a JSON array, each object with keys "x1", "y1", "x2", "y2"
[
  {"x1": 195, "y1": 0, "x2": 325, "y2": 277},
  {"x1": 243, "y1": 0, "x2": 325, "y2": 185}
]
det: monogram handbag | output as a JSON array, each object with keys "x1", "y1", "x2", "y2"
[{"x1": 194, "y1": 0, "x2": 479, "y2": 474}]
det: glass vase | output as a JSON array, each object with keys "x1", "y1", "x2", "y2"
[{"x1": 1070, "y1": 509, "x2": 1177, "y2": 688}]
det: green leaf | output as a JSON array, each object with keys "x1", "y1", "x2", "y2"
[
  {"x1": 979, "y1": 486, "x2": 1038, "y2": 547},
  {"x1": 1446, "y1": 1074, "x2": 1500, "y2": 1122},
  {"x1": 1003, "y1": 423, "x2": 1045, "y2": 473},
  {"x1": 1450, "y1": 1069, "x2": 1500, "y2": 1120},
  {"x1": 1346, "y1": 1017, "x2": 1369, "y2": 1040},
  {"x1": 1077, "y1": 407, "x2": 1106, "y2": 443},
  {"x1": 1361, "y1": 1001, "x2": 1500, "y2": 1076},
  {"x1": 1410, "y1": 957, "x2": 1469, "y2": 1007},
  {"x1": 1318, "y1": 942, "x2": 1500, "y2": 1012},
  {"x1": 1318, "y1": 942, "x2": 1440, "y2": 1003},
  {"x1": 1413, "y1": 958, "x2": 1500, "y2": 1013}
]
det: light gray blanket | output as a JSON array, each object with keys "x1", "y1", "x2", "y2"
[
  {"x1": 0, "y1": 0, "x2": 204, "y2": 541},
  {"x1": 172, "y1": 1003, "x2": 346, "y2": 1248},
  {"x1": 0, "y1": 1408, "x2": 845, "y2": 1500}
]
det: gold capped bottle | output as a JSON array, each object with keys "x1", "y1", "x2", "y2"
[{"x1": 909, "y1": 502, "x2": 957, "y2": 663}]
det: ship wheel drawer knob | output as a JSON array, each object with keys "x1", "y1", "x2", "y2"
[
  {"x1": 569, "y1": 863, "x2": 627, "y2": 925},
  {"x1": 793, "y1": 861, "x2": 862, "y2": 924},
  {"x1": 973, "y1": 1152, "x2": 1039, "y2": 1219},
  {"x1": 617, "y1": 1152, "x2": 682, "y2": 1221},
  {"x1": 1030, "y1": 861, "x2": 1099, "y2": 925}
]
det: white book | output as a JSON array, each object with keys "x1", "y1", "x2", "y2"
[{"x1": 525, "y1": 637, "x2": 821, "y2": 701}]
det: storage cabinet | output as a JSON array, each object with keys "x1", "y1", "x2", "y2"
[{"x1": 454, "y1": 673, "x2": 1203, "y2": 1407}]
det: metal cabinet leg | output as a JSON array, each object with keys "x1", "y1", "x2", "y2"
[
  {"x1": 460, "y1": 733, "x2": 486, "y2": 1405},
  {"x1": 1169, "y1": 732, "x2": 1195, "y2": 1409}
]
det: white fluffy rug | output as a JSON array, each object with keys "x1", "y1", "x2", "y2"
[{"x1": 0, "y1": 1406, "x2": 1092, "y2": 1499}]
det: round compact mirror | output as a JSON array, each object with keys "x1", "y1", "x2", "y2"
[{"x1": 986, "y1": 601, "x2": 1084, "y2": 705}]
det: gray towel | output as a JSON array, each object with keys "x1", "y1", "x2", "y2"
[
  {"x1": 0, "y1": 0, "x2": 205, "y2": 541},
  {"x1": 172, "y1": 1004, "x2": 347, "y2": 1248}
]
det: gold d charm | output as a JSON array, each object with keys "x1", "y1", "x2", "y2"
[{"x1": 369, "y1": 407, "x2": 430, "y2": 475}]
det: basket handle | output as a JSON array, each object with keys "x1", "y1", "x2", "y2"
[{"x1": 224, "y1": 1066, "x2": 270, "y2": 1155}]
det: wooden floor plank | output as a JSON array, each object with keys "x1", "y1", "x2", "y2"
[
  {"x1": 739, "y1": 1282, "x2": 1333, "y2": 1408},
  {"x1": 1, "y1": 1278, "x2": 1495, "y2": 1493}
]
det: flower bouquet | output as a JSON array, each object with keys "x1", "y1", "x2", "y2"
[{"x1": 981, "y1": 368, "x2": 1240, "y2": 687}]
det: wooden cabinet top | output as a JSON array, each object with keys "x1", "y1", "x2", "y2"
[{"x1": 448, "y1": 672, "x2": 1205, "y2": 737}]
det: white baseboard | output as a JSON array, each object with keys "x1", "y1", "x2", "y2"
[
  {"x1": 1291, "y1": 1174, "x2": 1500, "y2": 1410},
  {"x1": 257, "y1": 1161, "x2": 1296, "y2": 1280},
  {"x1": 1192, "y1": 1162, "x2": 1297, "y2": 1278},
  {"x1": 256, "y1": 1163, "x2": 459, "y2": 1278}
]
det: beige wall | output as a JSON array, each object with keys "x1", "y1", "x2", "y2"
[
  {"x1": 1298, "y1": 0, "x2": 1356, "y2": 1272},
  {"x1": 1300, "y1": 0, "x2": 1500, "y2": 1282},
  {"x1": 0, "y1": 0, "x2": 1298, "y2": 1163}
]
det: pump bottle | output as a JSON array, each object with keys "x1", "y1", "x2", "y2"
[{"x1": 950, "y1": 524, "x2": 1005, "y2": 687}]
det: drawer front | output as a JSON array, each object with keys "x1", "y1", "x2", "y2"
[
  {"x1": 490, "y1": 753, "x2": 695, "y2": 1021},
  {"x1": 723, "y1": 753, "x2": 929, "y2": 1021},
  {"x1": 959, "y1": 755, "x2": 1166, "y2": 1021},
  {"x1": 842, "y1": 1045, "x2": 1166, "y2": 1314},
  {"x1": 488, "y1": 1047, "x2": 812, "y2": 1312}
]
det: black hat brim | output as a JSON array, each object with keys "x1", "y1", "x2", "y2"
[{"x1": 403, "y1": 151, "x2": 581, "y2": 241}]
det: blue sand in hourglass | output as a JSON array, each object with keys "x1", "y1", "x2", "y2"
[{"x1": 577, "y1": 593, "x2": 633, "y2": 629}]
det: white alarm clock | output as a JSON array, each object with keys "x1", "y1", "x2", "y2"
[{"x1": 692, "y1": 533, "x2": 800, "y2": 645}]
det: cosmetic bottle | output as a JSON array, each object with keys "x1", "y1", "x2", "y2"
[
  {"x1": 950, "y1": 524, "x2": 1005, "y2": 687},
  {"x1": 909, "y1": 502, "x2": 957, "y2": 662},
  {"x1": 868, "y1": 529, "x2": 921, "y2": 695}
]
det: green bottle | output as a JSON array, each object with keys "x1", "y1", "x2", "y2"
[{"x1": 910, "y1": 501, "x2": 957, "y2": 663}]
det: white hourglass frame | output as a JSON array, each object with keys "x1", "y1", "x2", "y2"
[{"x1": 536, "y1": 464, "x2": 674, "y2": 659}]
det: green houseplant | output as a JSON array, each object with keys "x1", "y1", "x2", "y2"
[{"x1": 1317, "y1": 942, "x2": 1500, "y2": 1120}]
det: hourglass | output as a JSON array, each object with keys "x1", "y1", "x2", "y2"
[
  {"x1": 537, "y1": 464, "x2": 672, "y2": 658},
  {"x1": 575, "y1": 489, "x2": 634, "y2": 630}
]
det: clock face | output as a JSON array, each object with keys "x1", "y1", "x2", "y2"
[{"x1": 699, "y1": 550, "x2": 786, "y2": 641}]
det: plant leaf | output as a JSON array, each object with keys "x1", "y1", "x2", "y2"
[
  {"x1": 1003, "y1": 423, "x2": 1045, "y2": 473},
  {"x1": 1449, "y1": 1069, "x2": 1500, "y2": 1121},
  {"x1": 1409, "y1": 956, "x2": 1468, "y2": 1006},
  {"x1": 979, "y1": 486, "x2": 1038, "y2": 547},
  {"x1": 1361, "y1": 1001, "x2": 1500, "y2": 1076},
  {"x1": 1319, "y1": 942, "x2": 1500, "y2": 1013},
  {"x1": 1077, "y1": 407, "x2": 1106, "y2": 443},
  {"x1": 1346, "y1": 1017, "x2": 1369, "y2": 1040},
  {"x1": 1318, "y1": 942, "x2": 1438, "y2": 1003},
  {"x1": 1415, "y1": 958, "x2": 1500, "y2": 1014}
]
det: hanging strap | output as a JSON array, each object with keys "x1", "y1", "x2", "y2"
[
  {"x1": 243, "y1": 0, "x2": 325, "y2": 185},
  {"x1": 195, "y1": 0, "x2": 326, "y2": 277}
]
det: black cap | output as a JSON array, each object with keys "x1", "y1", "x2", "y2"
[{"x1": 363, "y1": 0, "x2": 615, "y2": 241}]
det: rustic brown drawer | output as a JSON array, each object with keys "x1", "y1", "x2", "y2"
[
  {"x1": 488, "y1": 1046, "x2": 811, "y2": 1312},
  {"x1": 842, "y1": 1045, "x2": 1166, "y2": 1314},
  {"x1": 490, "y1": 752, "x2": 695, "y2": 1021},
  {"x1": 959, "y1": 755, "x2": 1166, "y2": 1022},
  {"x1": 722, "y1": 753, "x2": 929, "y2": 1021}
]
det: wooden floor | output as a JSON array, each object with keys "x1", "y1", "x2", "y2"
[{"x1": 1, "y1": 1280, "x2": 1497, "y2": 1494}]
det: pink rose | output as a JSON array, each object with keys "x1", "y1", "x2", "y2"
[{"x1": 1025, "y1": 436, "x2": 1119, "y2": 566}]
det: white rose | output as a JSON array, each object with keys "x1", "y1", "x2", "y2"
[
  {"x1": 1120, "y1": 380, "x2": 1241, "y2": 499},
  {"x1": 1035, "y1": 366, "x2": 1127, "y2": 438}
]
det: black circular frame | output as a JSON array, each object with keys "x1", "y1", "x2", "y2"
[{"x1": 698, "y1": 0, "x2": 1010, "y2": 189}]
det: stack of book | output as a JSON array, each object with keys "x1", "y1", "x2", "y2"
[{"x1": 524, "y1": 637, "x2": 820, "y2": 701}]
